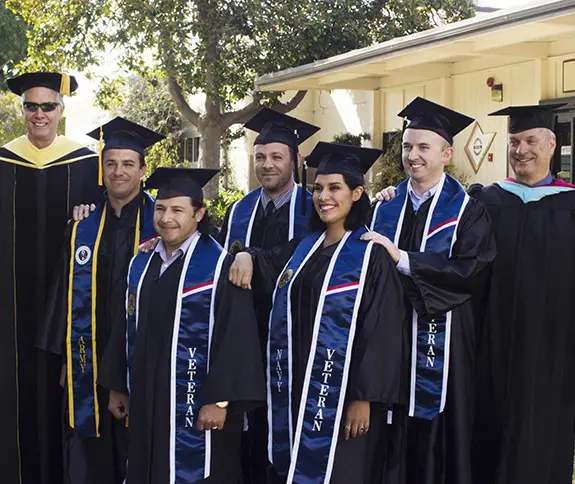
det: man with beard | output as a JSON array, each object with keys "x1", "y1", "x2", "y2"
[{"x1": 217, "y1": 108, "x2": 319, "y2": 483}]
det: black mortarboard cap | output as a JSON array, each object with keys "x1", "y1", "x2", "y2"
[
  {"x1": 489, "y1": 103, "x2": 567, "y2": 133},
  {"x1": 306, "y1": 142, "x2": 382, "y2": 181},
  {"x1": 87, "y1": 117, "x2": 165, "y2": 185},
  {"x1": 87, "y1": 117, "x2": 165, "y2": 157},
  {"x1": 145, "y1": 167, "x2": 220, "y2": 203},
  {"x1": 245, "y1": 107, "x2": 320, "y2": 150},
  {"x1": 7, "y1": 72, "x2": 78, "y2": 96},
  {"x1": 246, "y1": 107, "x2": 320, "y2": 214},
  {"x1": 398, "y1": 97, "x2": 474, "y2": 145}
]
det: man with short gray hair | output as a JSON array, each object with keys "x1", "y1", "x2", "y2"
[
  {"x1": 0, "y1": 72, "x2": 102, "y2": 483},
  {"x1": 471, "y1": 103, "x2": 575, "y2": 484}
]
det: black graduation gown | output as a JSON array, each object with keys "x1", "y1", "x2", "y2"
[
  {"x1": 470, "y1": 184, "x2": 575, "y2": 484},
  {"x1": 99, "y1": 250, "x2": 266, "y2": 484},
  {"x1": 393, "y1": 196, "x2": 495, "y2": 484},
  {"x1": 218, "y1": 200, "x2": 297, "y2": 484},
  {"x1": 0, "y1": 136, "x2": 102, "y2": 484},
  {"x1": 38, "y1": 194, "x2": 147, "y2": 484},
  {"x1": 250, "y1": 239, "x2": 406, "y2": 484}
]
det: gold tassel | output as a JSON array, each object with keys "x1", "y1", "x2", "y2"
[
  {"x1": 98, "y1": 126, "x2": 104, "y2": 186},
  {"x1": 60, "y1": 73, "x2": 71, "y2": 96}
]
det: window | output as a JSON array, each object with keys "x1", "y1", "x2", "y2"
[{"x1": 184, "y1": 137, "x2": 201, "y2": 164}]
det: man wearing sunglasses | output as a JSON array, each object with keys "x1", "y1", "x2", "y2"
[{"x1": 0, "y1": 72, "x2": 103, "y2": 484}]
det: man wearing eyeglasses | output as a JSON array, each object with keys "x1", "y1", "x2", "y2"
[{"x1": 0, "y1": 72, "x2": 102, "y2": 484}]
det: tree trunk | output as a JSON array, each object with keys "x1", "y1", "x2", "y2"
[{"x1": 198, "y1": 121, "x2": 222, "y2": 200}]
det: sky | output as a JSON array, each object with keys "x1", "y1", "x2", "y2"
[{"x1": 65, "y1": 0, "x2": 548, "y2": 144}]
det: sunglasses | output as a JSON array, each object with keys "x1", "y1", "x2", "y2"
[{"x1": 23, "y1": 102, "x2": 61, "y2": 113}]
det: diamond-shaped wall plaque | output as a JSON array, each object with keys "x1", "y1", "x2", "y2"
[{"x1": 464, "y1": 122, "x2": 496, "y2": 174}]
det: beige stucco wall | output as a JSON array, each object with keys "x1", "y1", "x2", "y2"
[{"x1": 229, "y1": 50, "x2": 575, "y2": 191}]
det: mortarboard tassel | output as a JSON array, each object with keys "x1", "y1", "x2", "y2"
[
  {"x1": 98, "y1": 126, "x2": 104, "y2": 186},
  {"x1": 59, "y1": 73, "x2": 71, "y2": 97},
  {"x1": 301, "y1": 159, "x2": 307, "y2": 216},
  {"x1": 399, "y1": 118, "x2": 408, "y2": 171},
  {"x1": 293, "y1": 147, "x2": 300, "y2": 184}
]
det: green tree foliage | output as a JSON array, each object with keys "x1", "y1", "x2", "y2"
[
  {"x1": 106, "y1": 75, "x2": 183, "y2": 176},
  {"x1": 7, "y1": 0, "x2": 474, "y2": 197},
  {"x1": 332, "y1": 132, "x2": 372, "y2": 146},
  {"x1": 0, "y1": 2, "x2": 28, "y2": 88},
  {"x1": 0, "y1": 92, "x2": 25, "y2": 145},
  {"x1": 205, "y1": 186, "x2": 245, "y2": 229}
]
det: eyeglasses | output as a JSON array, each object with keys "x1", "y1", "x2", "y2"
[{"x1": 22, "y1": 102, "x2": 61, "y2": 113}]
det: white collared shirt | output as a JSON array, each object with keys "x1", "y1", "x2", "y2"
[
  {"x1": 396, "y1": 179, "x2": 442, "y2": 277},
  {"x1": 155, "y1": 231, "x2": 199, "y2": 276},
  {"x1": 407, "y1": 180, "x2": 439, "y2": 213}
]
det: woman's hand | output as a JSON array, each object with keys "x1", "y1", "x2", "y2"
[
  {"x1": 343, "y1": 400, "x2": 370, "y2": 440},
  {"x1": 360, "y1": 231, "x2": 401, "y2": 263}
]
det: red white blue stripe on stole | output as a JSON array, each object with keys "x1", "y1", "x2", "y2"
[
  {"x1": 325, "y1": 281, "x2": 360, "y2": 296},
  {"x1": 182, "y1": 281, "x2": 215, "y2": 299},
  {"x1": 427, "y1": 217, "x2": 458, "y2": 239}
]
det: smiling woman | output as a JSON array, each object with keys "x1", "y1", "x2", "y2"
[{"x1": 230, "y1": 141, "x2": 406, "y2": 484}]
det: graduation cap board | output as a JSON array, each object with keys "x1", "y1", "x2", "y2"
[
  {"x1": 306, "y1": 142, "x2": 382, "y2": 182},
  {"x1": 490, "y1": 103, "x2": 568, "y2": 175},
  {"x1": 145, "y1": 167, "x2": 220, "y2": 203},
  {"x1": 398, "y1": 97, "x2": 475, "y2": 145},
  {"x1": 87, "y1": 117, "x2": 165, "y2": 186},
  {"x1": 488, "y1": 103, "x2": 567, "y2": 133},
  {"x1": 7, "y1": 72, "x2": 78, "y2": 97}
]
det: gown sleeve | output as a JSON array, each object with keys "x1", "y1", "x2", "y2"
[
  {"x1": 37, "y1": 222, "x2": 73, "y2": 355},
  {"x1": 201, "y1": 255, "x2": 267, "y2": 414},
  {"x1": 403, "y1": 197, "x2": 496, "y2": 318},
  {"x1": 245, "y1": 237, "x2": 300, "y2": 298},
  {"x1": 346, "y1": 244, "x2": 406, "y2": 405},
  {"x1": 98, "y1": 274, "x2": 129, "y2": 394}
]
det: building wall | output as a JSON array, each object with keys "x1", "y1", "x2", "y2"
[{"x1": 239, "y1": 50, "x2": 575, "y2": 190}]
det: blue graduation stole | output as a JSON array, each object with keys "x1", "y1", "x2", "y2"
[
  {"x1": 371, "y1": 174, "x2": 468, "y2": 420},
  {"x1": 66, "y1": 192, "x2": 156, "y2": 438},
  {"x1": 223, "y1": 183, "x2": 312, "y2": 252},
  {"x1": 126, "y1": 234, "x2": 227, "y2": 483},
  {"x1": 267, "y1": 227, "x2": 373, "y2": 482}
]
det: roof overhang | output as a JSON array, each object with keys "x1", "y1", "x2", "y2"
[{"x1": 255, "y1": 0, "x2": 575, "y2": 91}]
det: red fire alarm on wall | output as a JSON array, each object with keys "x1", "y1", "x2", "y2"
[
  {"x1": 488, "y1": 153, "x2": 494, "y2": 162},
  {"x1": 487, "y1": 76, "x2": 503, "y2": 102}
]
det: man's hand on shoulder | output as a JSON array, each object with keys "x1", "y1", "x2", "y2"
[
  {"x1": 72, "y1": 203, "x2": 96, "y2": 221},
  {"x1": 372, "y1": 186, "x2": 397, "y2": 204},
  {"x1": 139, "y1": 236, "x2": 161, "y2": 253}
]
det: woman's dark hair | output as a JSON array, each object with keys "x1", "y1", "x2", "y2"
[
  {"x1": 191, "y1": 198, "x2": 212, "y2": 236},
  {"x1": 308, "y1": 173, "x2": 371, "y2": 232}
]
